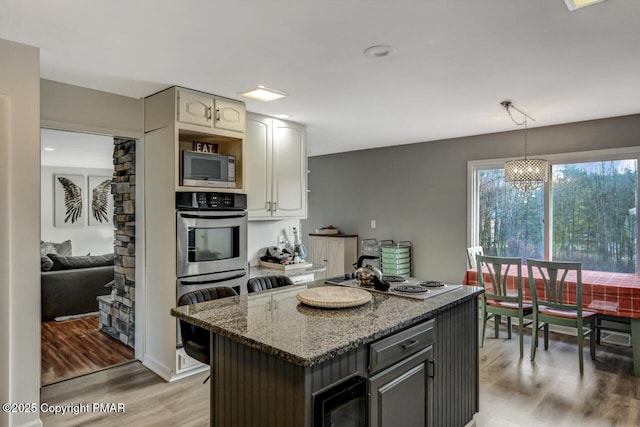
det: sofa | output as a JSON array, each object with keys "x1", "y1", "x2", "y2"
[{"x1": 40, "y1": 240, "x2": 115, "y2": 321}]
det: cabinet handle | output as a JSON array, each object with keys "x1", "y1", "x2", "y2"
[
  {"x1": 402, "y1": 340, "x2": 419, "y2": 350},
  {"x1": 428, "y1": 359, "x2": 436, "y2": 378},
  {"x1": 273, "y1": 201, "x2": 277, "y2": 212},
  {"x1": 215, "y1": 108, "x2": 220, "y2": 122},
  {"x1": 206, "y1": 106, "x2": 212, "y2": 121}
]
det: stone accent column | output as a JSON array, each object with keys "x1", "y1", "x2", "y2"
[{"x1": 111, "y1": 138, "x2": 136, "y2": 347}]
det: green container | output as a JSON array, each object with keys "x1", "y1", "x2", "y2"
[{"x1": 382, "y1": 260, "x2": 411, "y2": 270}]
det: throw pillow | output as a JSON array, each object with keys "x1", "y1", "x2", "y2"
[
  {"x1": 40, "y1": 255, "x2": 54, "y2": 271},
  {"x1": 40, "y1": 240, "x2": 72, "y2": 256},
  {"x1": 48, "y1": 253, "x2": 115, "y2": 270}
]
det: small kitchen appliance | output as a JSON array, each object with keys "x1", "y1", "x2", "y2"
[
  {"x1": 325, "y1": 274, "x2": 462, "y2": 300},
  {"x1": 181, "y1": 150, "x2": 236, "y2": 188}
]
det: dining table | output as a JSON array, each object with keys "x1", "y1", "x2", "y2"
[{"x1": 462, "y1": 267, "x2": 640, "y2": 376}]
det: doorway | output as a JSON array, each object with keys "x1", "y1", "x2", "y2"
[{"x1": 40, "y1": 128, "x2": 135, "y2": 385}]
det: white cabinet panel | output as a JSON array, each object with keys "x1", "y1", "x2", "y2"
[
  {"x1": 246, "y1": 113, "x2": 307, "y2": 219},
  {"x1": 310, "y1": 235, "x2": 357, "y2": 280}
]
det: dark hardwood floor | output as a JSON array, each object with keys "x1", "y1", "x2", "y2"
[
  {"x1": 41, "y1": 315, "x2": 134, "y2": 386},
  {"x1": 40, "y1": 319, "x2": 640, "y2": 426}
]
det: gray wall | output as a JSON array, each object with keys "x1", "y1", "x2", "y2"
[
  {"x1": 302, "y1": 114, "x2": 640, "y2": 284},
  {"x1": 0, "y1": 37, "x2": 41, "y2": 427}
]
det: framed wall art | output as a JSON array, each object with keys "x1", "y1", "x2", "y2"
[
  {"x1": 88, "y1": 175, "x2": 113, "y2": 226},
  {"x1": 54, "y1": 174, "x2": 85, "y2": 227}
]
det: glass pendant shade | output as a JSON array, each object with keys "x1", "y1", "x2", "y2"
[{"x1": 504, "y1": 158, "x2": 549, "y2": 191}]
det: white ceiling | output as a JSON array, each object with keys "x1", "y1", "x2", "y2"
[
  {"x1": 41, "y1": 128, "x2": 114, "y2": 169},
  {"x1": 2, "y1": 0, "x2": 640, "y2": 156}
]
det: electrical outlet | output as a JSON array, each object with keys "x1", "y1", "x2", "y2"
[{"x1": 371, "y1": 220, "x2": 376, "y2": 229}]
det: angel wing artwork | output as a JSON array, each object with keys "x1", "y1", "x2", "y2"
[
  {"x1": 88, "y1": 176, "x2": 113, "y2": 226},
  {"x1": 55, "y1": 175, "x2": 84, "y2": 226},
  {"x1": 92, "y1": 179, "x2": 112, "y2": 223}
]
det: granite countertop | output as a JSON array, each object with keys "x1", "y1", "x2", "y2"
[
  {"x1": 248, "y1": 262, "x2": 326, "y2": 278},
  {"x1": 172, "y1": 281, "x2": 483, "y2": 367}
]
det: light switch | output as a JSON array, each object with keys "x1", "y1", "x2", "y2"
[{"x1": 370, "y1": 220, "x2": 376, "y2": 229}]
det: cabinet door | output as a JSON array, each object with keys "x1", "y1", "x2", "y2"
[
  {"x1": 245, "y1": 115, "x2": 272, "y2": 218},
  {"x1": 214, "y1": 98, "x2": 245, "y2": 133},
  {"x1": 271, "y1": 119, "x2": 306, "y2": 218},
  {"x1": 326, "y1": 238, "x2": 347, "y2": 277},
  {"x1": 311, "y1": 237, "x2": 328, "y2": 279},
  {"x1": 369, "y1": 346, "x2": 432, "y2": 427},
  {"x1": 177, "y1": 88, "x2": 214, "y2": 128}
]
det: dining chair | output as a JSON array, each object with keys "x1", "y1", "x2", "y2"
[
  {"x1": 247, "y1": 275, "x2": 295, "y2": 293},
  {"x1": 526, "y1": 259, "x2": 596, "y2": 375},
  {"x1": 466, "y1": 246, "x2": 484, "y2": 269},
  {"x1": 476, "y1": 254, "x2": 533, "y2": 358},
  {"x1": 178, "y1": 286, "x2": 238, "y2": 383}
]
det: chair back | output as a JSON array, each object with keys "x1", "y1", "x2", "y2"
[
  {"x1": 476, "y1": 255, "x2": 524, "y2": 303},
  {"x1": 466, "y1": 246, "x2": 484, "y2": 269},
  {"x1": 247, "y1": 275, "x2": 295, "y2": 293},
  {"x1": 526, "y1": 259, "x2": 582, "y2": 315},
  {"x1": 178, "y1": 286, "x2": 238, "y2": 365}
]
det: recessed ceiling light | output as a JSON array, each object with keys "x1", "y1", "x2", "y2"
[
  {"x1": 43, "y1": 147, "x2": 55, "y2": 151},
  {"x1": 238, "y1": 85, "x2": 288, "y2": 102},
  {"x1": 363, "y1": 45, "x2": 397, "y2": 58},
  {"x1": 564, "y1": 0, "x2": 608, "y2": 11},
  {"x1": 274, "y1": 114, "x2": 292, "y2": 119}
]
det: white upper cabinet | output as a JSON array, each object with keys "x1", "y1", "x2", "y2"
[
  {"x1": 245, "y1": 113, "x2": 307, "y2": 219},
  {"x1": 177, "y1": 88, "x2": 245, "y2": 133},
  {"x1": 215, "y1": 98, "x2": 245, "y2": 133}
]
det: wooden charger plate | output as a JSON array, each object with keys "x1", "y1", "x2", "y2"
[{"x1": 296, "y1": 286, "x2": 372, "y2": 308}]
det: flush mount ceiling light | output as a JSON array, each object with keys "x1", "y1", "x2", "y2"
[
  {"x1": 238, "y1": 85, "x2": 288, "y2": 102},
  {"x1": 363, "y1": 45, "x2": 396, "y2": 58},
  {"x1": 564, "y1": 0, "x2": 609, "y2": 11},
  {"x1": 501, "y1": 100, "x2": 549, "y2": 192}
]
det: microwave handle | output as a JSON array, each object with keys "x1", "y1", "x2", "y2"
[
  {"x1": 179, "y1": 213, "x2": 246, "y2": 220},
  {"x1": 179, "y1": 272, "x2": 246, "y2": 286}
]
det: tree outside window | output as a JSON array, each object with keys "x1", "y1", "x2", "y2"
[{"x1": 475, "y1": 157, "x2": 637, "y2": 273}]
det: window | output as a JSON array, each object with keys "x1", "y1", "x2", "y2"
[{"x1": 469, "y1": 148, "x2": 639, "y2": 273}]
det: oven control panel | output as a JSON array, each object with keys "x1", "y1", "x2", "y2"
[{"x1": 176, "y1": 191, "x2": 247, "y2": 210}]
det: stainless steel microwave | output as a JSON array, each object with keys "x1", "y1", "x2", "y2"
[{"x1": 181, "y1": 151, "x2": 236, "y2": 188}]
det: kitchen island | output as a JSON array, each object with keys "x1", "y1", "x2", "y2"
[{"x1": 171, "y1": 281, "x2": 483, "y2": 427}]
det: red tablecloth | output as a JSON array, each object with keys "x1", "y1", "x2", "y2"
[{"x1": 463, "y1": 268, "x2": 640, "y2": 319}]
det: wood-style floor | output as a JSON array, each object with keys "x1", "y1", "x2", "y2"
[
  {"x1": 41, "y1": 315, "x2": 134, "y2": 386},
  {"x1": 40, "y1": 320, "x2": 640, "y2": 427}
]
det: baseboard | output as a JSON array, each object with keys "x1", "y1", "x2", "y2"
[
  {"x1": 142, "y1": 354, "x2": 173, "y2": 382},
  {"x1": 142, "y1": 352, "x2": 209, "y2": 382}
]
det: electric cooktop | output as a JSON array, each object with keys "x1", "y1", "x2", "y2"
[{"x1": 324, "y1": 274, "x2": 463, "y2": 300}]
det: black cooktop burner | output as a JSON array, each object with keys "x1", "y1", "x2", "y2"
[
  {"x1": 393, "y1": 285, "x2": 429, "y2": 294},
  {"x1": 419, "y1": 281, "x2": 445, "y2": 288}
]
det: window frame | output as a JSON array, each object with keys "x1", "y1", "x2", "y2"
[{"x1": 468, "y1": 146, "x2": 640, "y2": 270}]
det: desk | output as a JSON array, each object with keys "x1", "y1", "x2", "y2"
[{"x1": 463, "y1": 268, "x2": 640, "y2": 376}]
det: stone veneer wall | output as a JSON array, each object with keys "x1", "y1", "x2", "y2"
[{"x1": 104, "y1": 137, "x2": 136, "y2": 347}]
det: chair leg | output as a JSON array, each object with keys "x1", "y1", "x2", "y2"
[
  {"x1": 480, "y1": 306, "x2": 487, "y2": 348},
  {"x1": 507, "y1": 317, "x2": 512, "y2": 340},
  {"x1": 578, "y1": 329, "x2": 584, "y2": 375},
  {"x1": 518, "y1": 315, "x2": 524, "y2": 358},
  {"x1": 530, "y1": 316, "x2": 538, "y2": 361},
  {"x1": 590, "y1": 321, "x2": 596, "y2": 361},
  {"x1": 495, "y1": 315, "x2": 501, "y2": 338},
  {"x1": 544, "y1": 323, "x2": 549, "y2": 350}
]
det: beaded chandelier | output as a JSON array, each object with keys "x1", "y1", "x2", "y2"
[{"x1": 501, "y1": 101, "x2": 548, "y2": 191}]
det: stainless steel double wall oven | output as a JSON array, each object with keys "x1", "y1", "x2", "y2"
[{"x1": 176, "y1": 191, "x2": 248, "y2": 298}]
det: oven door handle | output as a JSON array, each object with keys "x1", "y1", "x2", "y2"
[
  {"x1": 178, "y1": 212, "x2": 247, "y2": 220},
  {"x1": 179, "y1": 272, "x2": 247, "y2": 286}
]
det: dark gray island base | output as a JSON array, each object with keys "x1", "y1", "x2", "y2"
[{"x1": 171, "y1": 281, "x2": 483, "y2": 427}]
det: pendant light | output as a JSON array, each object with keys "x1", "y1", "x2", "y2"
[{"x1": 501, "y1": 100, "x2": 548, "y2": 191}]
